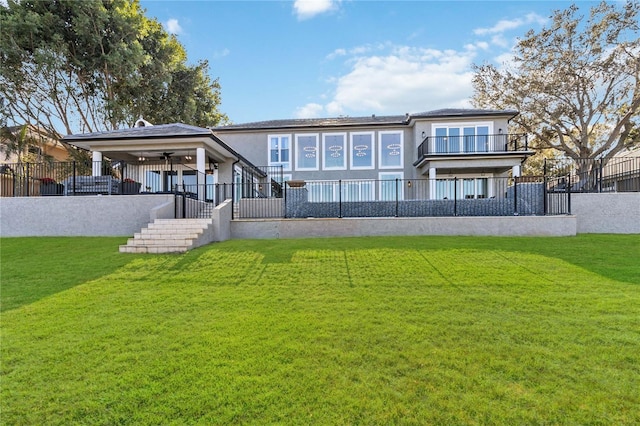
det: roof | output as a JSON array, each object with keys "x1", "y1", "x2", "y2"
[
  {"x1": 62, "y1": 123, "x2": 212, "y2": 141},
  {"x1": 212, "y1": 108, "x2": 519, "y2": 132},
  {"x1": 212, "y1": 115, "x2": 408, "y2": 131},
  {"x1": 410, "y1": 108, "x2": 519, "y2": 119}
]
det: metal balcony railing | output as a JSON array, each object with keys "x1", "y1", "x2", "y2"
[{"x1": 417, "y1": 133, "x2": 529, "y2": 158}]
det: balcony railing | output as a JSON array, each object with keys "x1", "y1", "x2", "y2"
[{"x1": 417, "y1": 133, "x2": 529, "y2": 158}]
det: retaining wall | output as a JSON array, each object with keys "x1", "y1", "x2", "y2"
[
  {"x1": 571, "y1": 193, "x2": 640, "y2": 234},
  {"x1": 0, "y1": 195, "x2": 174, "y2": 237},
  {"x1": 230, "y1": 216, "x2": 577, "y2": 239}
]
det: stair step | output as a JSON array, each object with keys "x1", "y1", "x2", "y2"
[{"x1": 120, "y1": 218, "x2": 214, "y2": 254}]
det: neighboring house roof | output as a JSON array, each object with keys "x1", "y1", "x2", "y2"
[{"x1": 212, "y1": 108, "x2": 519, "y2": 132}]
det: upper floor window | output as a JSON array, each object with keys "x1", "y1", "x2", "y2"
[
  {"x1": 323, "y1": 133, "x2": 347, "y2": 170},
  {"x1": 379, "y1": 131, "x2": 403, "y2": 169},
  {"x1": 268, "y1": 134, "x2": 291, "y2": 170},
  {"x1": 432, "y1": 124, "x2": 491, "y2": 154},
  {"x1": 350, "y1": 132, "x2": 375, "y2": 170},
  {"x1": 296, "y1": 134, "x2": 319, "y2": 171}
]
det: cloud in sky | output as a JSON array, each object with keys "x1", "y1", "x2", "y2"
[
  {"x1": 474, "y1": 13, "x2": 546, "y2": 36},
  {"x1": 164, "y1": 18, "x2": 183, "y2": 35},
  {"x1": 293, "y1": 0, "x2": 339, "y2": 20},
  {"x1": 294, "y1": 12, "x2": 548, "y2": 119},
  {"x1": 297, "y1": 45, "x2": 476, "y2": 118}
]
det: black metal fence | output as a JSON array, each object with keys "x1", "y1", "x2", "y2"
[
  {"x1": 545, "y1": 156, "x2": 640, "y2": 193},
  {"x1": 417, "y1": 133, "x2": 528, "y2": 157},
  {"x1": 231, "y1": 177, "x2": 570, "y2": 219}
]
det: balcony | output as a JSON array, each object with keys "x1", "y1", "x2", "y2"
[{"x1": 416, "y1": 133, "x2": 529, "y2": 159}]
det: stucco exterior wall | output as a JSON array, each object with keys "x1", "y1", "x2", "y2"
[
  {"x1": 0, "y1": 195, "x2": 174, "y2": 237},
  {"x1": 571, "y1": 193, "x2": 640, "y2": 234},
  {"x1": 230, "y1": 216, "x2": 577, "y2": 239}
]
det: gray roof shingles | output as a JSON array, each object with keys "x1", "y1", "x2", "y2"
[{"x1": 62, "y1": 123, "x2": 212, "y2": 141}]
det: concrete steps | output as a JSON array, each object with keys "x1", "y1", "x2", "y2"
[{"x1": 119, "y1": 218, "x2": 214, "y2": 254}]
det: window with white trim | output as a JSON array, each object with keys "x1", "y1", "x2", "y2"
[
  {"x1": 323, "y1": 133, "x2": 347, "y2": 170},
  {"x1": 268, "y1": 134, "x2": 291, "y2": 170},
  {"x1": 379, "y1": 172, "x2": 403, "y2": 201},
  {"x1": 435, "y1": 177, "x2": 489, "y2": 199},
  {"x1": 350, "y1": 132, "x2": 375, "y2": 170},
  {"x1": 343, "y1": 180, "x2": 375, "y2": 201},
  {"x1": 295, "y1": 134, "x2": 319, "y2": 171},
  {"x1": 379, "y1": 131, "x2": 403, "y2": 169},
  {"x1": 306, "y1": 180, "x2": 375, "y2": 202},
  {"x1": 432, "y1": 123, "x2": 492, "y2": 154}
]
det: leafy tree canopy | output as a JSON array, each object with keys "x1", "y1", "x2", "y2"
[
  {"x1": 473, "y1": 1, "x2": 640, "y2": 163},
  {"x1": 0, "y1": 0, "x2": 227, "y2": 149}
]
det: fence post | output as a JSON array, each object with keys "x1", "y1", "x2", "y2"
[
  {"x1": 598, "y1": 158, "x2": 603, "y2": 193},
  {"x1": 513, "y1": 177, "x2": 518, "y2": 215},
  {"x1": 72, "y1": 161, "x2": 77, "y2": 196},
  {"x1": 231, "y1": 182, "x2": 235, "y2": 220},
  {"x1": 567, "y1": 174, "x2": 571, "y2": 215},
  {"x1": 453, "y1": 178, "x2": 457, "y2": 216},
  {"x1": 26, "y1": 163, "x2": 30, "y2": 197},
  {"x1": 338, "y1": 179, "x2": 342, "y2": 218},
  {"x1": 283, "y1": 181, "x2": 287, "y2": 218},
  {"x1": 395, "y1": 178, "x2": 399, "y2": 217}
]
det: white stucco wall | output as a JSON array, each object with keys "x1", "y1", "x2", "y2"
[
  {"x1": 571, "y1": 193, "x2": 640, "y2": 234},
  {"x1": 230, "y1": 216, "x2": 577, "y2": 239},
  {"x1": 0, "y1": 195, "x2": 174, "y2": 237}
]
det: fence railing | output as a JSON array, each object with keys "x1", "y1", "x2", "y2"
[
  {"x1": 417, "y1": 133, "x2": 528, "y2": 158},
  {"x1": 232, "y1": 177, "x2": 570, "y2": 219},
  {"x1": 544, "y1": 156, "x2": 640, "y2": 193}
]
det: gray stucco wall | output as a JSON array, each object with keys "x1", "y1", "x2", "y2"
[
  {"x1": 571, "y1": 193, "x2": 640, "y2": 234},
  {"x1": 0, "y1": 195, "x2": 174, "y2": 237},
  {"x1": 231, "y1": 216, "x2": 577, "y2": 239}
]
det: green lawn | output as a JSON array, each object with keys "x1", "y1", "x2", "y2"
[{"x1": 1, "y1": 235, "x2": 639, "y2": 424}]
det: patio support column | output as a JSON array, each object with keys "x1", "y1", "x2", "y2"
[
  {"x1": 429, "y1": 167, "x2": 437, "y2": 200},
  {"x1": 512, "y1": 164, "x2": 521, "y2": 178},
  {"x1": 92, "y1": 151, "x2": 102, "y2": 176},
  {"x1": 196, "y1": 147, "x2": 205, "y2": 201}
]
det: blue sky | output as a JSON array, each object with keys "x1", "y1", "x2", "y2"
[{"x1": 140, "y1": 0, "x2": 590, "y2": 124}]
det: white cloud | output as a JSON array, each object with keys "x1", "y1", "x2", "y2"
[
  {"x1": 293, "y1": 0, "x2": 339, "y2": 20},
  {"x1": 164, "y1": 18, "x2": 183, "y2": 35},
  {"x1": 213, "y1": 48, "x2": 230, "y2": 59},
  {"x1": 301, "y1": 45, "x2": 476, "y2": 117},
  {"x1": 0, "y1": 0, "x2": 7, "y2": 8},
  {"x1": 474, "y1": 13, "x2": 546, "y2": 36},
  {"x1": 295, "y1": 103, "x2": 325, "y2": 118}
]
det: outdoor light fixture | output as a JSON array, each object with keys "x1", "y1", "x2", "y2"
[
  {"x1": 421, "y1": 131, "x2": 426, "y2": 139},
  {"x1": 407, "y1": 180, "x2": 412, "y2": 188},
  {"x1": 185, "y1": 155, "x2": 192, "y2": 161},
  {"x1": 498, "y1": 128, "x2": 503, "y2": 134}
]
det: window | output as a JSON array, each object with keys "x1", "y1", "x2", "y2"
[
  {"x1": 379, "y1": 172, "x2": 403, "y2": 201},
  {"x1": 433, "y1": 124, "x2": 492, "y2": 154},
  {"x1": 379, "y1": 131, "x2": 403, "y2": 169},
  {"x1": 268, "y1": 134, "x2": 291, "y2": 170},
  {"x1": 307, "y1": 181, "x2": 338, "y2": 202},
  {"x1": 436, "y1": 177, "x2": 489, "y2": 199},
  {"x1": 343, "y1": 180, "x2": 375, "y2": 201},
  {"x1": 350, "y1": 132, "x2": 374, "y2": 170},
  {"x1": 323, "y1": 133, "x2": 347, "y2": 170},
  {"x1": 435, "y1": 179, "x2": 455, "y2": 200},
  {"x1": 296, "y1": 134, "x2": 319, "y2": 171}
]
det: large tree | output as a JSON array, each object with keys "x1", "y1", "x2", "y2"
[
  {"x1": 0, "y1": 0, "x2": 227, "y2": 147},
  {"x1": 472, "y1": 1, "x2": 640, "y2": 165}
]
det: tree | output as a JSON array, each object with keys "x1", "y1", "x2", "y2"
[
  {"x1": 472, "y1": 1, "x2": 640, "y2": 166},
  {"x1": 0, "y1": 0, "x2": 227, "y2": 150}
]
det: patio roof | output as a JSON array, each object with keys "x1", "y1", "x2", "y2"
[{"x1": 63, "y1": 123, "x2": 262, "y2": 174}]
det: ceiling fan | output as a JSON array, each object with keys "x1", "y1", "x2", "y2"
[{"x1": 160, "y1": 152, "x2": 174, "y2": 160}]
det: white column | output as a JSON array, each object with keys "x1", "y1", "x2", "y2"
[
  {"x1": 92, "y1": 151, "x2": 102, "y2": 176},
  {"x1": 512, "y1": 164, "x2": 521, "y2": 178},
  {"x1": 196, "y1": 147, "x2": 206, "y2": 201},
  {"x1": 429, "y1": 167, "x2": 437, "y2": 200}
]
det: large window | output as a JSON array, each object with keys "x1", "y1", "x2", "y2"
[
  {"x1": 433, "y1": 124, "x2": 491, "y2": 154},
  {"x1": 323, "y1": 133, "x2": 347, "y2": 170},
  {"x1": 435, "y1": 177, "x2": 488, "y2": 199},
  {"x1": 379, "y1": 172, "x2": 404, "y2": 201},
  {"x1": 379, "y1": 131, "x2": 403, "y2": 169},
  {"x1": 295, "y1": 134, "x2": 319, "y2": 171},
  {"x1": 350, "y1": 132, "x2": 375, "y2": 170},
  {"x1": 268, "y1": 134, "x2": 291, "y2": 170},
  {"x1": 307, "y1": 180, "x2": 374, "y2": 202}
]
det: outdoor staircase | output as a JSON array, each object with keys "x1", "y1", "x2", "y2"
[{"x1": 119, "y1": 218, "x2": 214, "y2": 254}]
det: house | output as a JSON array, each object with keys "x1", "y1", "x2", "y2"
[
  {"x1": 212, "y1": 108, "x2": 532, "y2": 201},
  {"x1": 61, "y1": 109, "x2": 532, "y2": 204}
]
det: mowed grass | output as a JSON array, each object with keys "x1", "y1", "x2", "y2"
[{"x1": 1, "y1": 235, "x2": 639, "y2": 424}]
